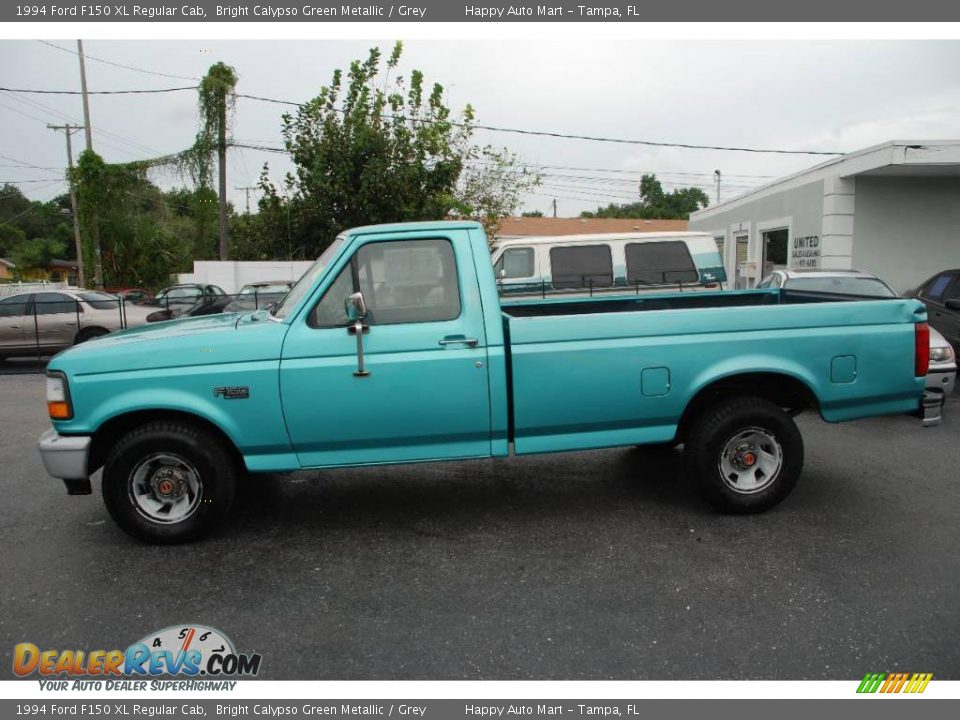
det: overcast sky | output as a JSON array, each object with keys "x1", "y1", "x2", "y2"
[{"x1": 2, "y1": 39, "x2": 959, "y2": 217}]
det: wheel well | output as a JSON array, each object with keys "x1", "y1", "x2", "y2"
[
  {"x1": 675, "y1": 372, "x2": 819, "y2": 443},
  {"x1": 87, "y1": 409, "x2": 244, "y2": 475}
]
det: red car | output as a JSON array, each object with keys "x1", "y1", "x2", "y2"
[{"x1": 105, "y1": 288, "x2": 153, "y2": 304}]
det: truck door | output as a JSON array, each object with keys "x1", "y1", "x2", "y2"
[{"x1": 280, "y1": 232, "x2": 492, "y2": 467}]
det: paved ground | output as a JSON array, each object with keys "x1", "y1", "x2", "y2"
[{"x1": 1, "y1": 373, "x2": 957, "y2": 680}]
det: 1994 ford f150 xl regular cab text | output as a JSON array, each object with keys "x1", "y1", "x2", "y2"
[{"x1": 37, "y1": 221, "x2": 940, "y2": 543}]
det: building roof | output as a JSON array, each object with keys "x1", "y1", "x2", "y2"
[
  {"x1": 691, "y1": 139, "x2": 960, "y2": 221},
  {"x1": 0, "y1": 258, "x2": 14, "y2": 268},
  {"x1": 48, "y1": 259, "x2": 79, "y2": 269},
  {"x1": 495, "y1": 217, "x2": 688, "y2": 238}
]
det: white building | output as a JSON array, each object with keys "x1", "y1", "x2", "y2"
[{"x1": 689, "y1": 140, "x2": 960, "y2": 293}]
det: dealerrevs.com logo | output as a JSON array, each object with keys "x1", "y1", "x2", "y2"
[{"x1": 14, "y1": 625, "x2": 261, "y2": 690}]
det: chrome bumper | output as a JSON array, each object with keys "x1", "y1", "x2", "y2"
[
  {"x1": 920, "y1": 390, "x2": 943, "y2": 428},
  {"x1": 38, "y1": 429, "x2": 92, "y2": 494}
]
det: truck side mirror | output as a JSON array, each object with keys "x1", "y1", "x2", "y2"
[
  {"x1": 345, "y1": 292, "x2": 370, "y2": 377},
  {"x1": 345, "y1": 291, "x2": 367, "y2": 321}
]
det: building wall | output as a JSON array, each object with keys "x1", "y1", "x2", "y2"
[
  {"x1": 689, "y1": 179, "x2": 824, "y2": 286},
  {"x1": 177, "y1": 260, "x2": 314, "y2": 294},
  {"x1": 852, "y1": 176, "x2": 960, "y2": 293}
]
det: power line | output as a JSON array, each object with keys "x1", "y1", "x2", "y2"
[
  {"x1": 235, "y1": 92, "x2": 843, "y2": 156},
  {"x1": 0, "y1": 85, "x2": 197, "y2": 95},
  {"x1": 36, "y1": 40, "x2": 200, "y2": 82}
]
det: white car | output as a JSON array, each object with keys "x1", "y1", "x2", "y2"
[
  {"x1": 757, "y1": 269, "x2": 956, "y2": 400},
  {"x1": 0, "y1": 290, "x2": 153, "y2": 360}
]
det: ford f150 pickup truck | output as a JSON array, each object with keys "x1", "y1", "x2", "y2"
[{"x1": 38, "y1": 221, "x2": 940, "y2": 543}]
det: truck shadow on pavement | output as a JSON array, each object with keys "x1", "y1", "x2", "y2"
[{"x1": 228, "y1": 446, "x2": 715, "y2": 539}]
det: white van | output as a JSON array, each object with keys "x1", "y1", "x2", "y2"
[{"x1": 491, "y1": 232, "x2": 727, "y2": 298}]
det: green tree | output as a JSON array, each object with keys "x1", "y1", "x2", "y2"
[
  {"x1": 267, "y1": 42, "x2": 535, "y2": 258},
  {"x1": 581, "y1": 174, "x2": 709, "y2": 220},
  {"x1": 72, "y1": 151, "x2": 192, "y2": 289},
  {"x1": 10, "y1": 236, "x2": 66, "y2": 270},
  {"x1": 452, "y1": 147, "x2": 540, "y2": 240}
]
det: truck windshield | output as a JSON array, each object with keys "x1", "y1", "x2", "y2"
[{"x1": 271, "y1": 236, "x2": 346, "y2": 319}]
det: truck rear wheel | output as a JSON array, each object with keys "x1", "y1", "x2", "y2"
[
  {"x1": 685, "y1": 396, "x2": 803, "y2": 513},
  {"x1": 102, "y1": 421, "x2": 238, "y2": 543}
]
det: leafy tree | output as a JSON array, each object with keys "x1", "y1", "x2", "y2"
[
  {"x1": 521, "y1": 210, "x2": 544, "y2": 217},
  {"x1": 452, "y1": 148, "x2": 540, "y2": 239},
  {"x1": 267, "y1": 42, "x2": 536, "y2": 258},
  {"x1": 10, "y1": 236, "x2": 66, "y2": 270},
  {"x1": 581, "y1": 174, "x2": 709, "y2": 220},
  {"x1": 71, "y1": 151, "x2": 192, "y2": 289}
]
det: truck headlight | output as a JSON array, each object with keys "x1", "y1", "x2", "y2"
[
  {"x1": 46, "y1": 372, "x2": 73, "y2": 420},
  {"x1": 930, "y1": 345, "x2": 955, "y2": 364}
]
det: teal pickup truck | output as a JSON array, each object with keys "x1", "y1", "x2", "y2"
[{"x1": 38, "y1": 221, "x2": 939, "y2": 543}]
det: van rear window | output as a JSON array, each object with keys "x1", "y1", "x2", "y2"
[
  {"x1": 625, "y1": 241, "x2": 698, "y2": 285},
  {"x1": 549, "y1": 245, "x2": 614, "y2": 289}
]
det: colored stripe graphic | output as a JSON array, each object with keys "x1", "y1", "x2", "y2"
[{"x1": 857, "y1": 672, "x2": 932, "y2": 693}]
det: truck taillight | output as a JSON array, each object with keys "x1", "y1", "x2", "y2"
[{"x1": 915, "y1": 322, "x2": 930, "y2": 377}]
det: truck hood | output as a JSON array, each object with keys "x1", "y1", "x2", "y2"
[{"x1": 48, "y1": 311, "x2": 290, "y2": 376}]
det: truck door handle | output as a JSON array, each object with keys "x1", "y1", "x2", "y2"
[{"x1": 439, "y1": 336, "x2": 479, "y2": 347}]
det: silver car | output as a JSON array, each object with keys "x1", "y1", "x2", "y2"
[
  {"x1": 0, "y1": 290, "x2": 153, "y2": 360},
  {"x1": 757, "y1": 269, "x2": 956, "y2": 400}
]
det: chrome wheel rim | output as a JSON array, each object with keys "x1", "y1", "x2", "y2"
[
  {"x1": 717, "y1": 427, "x2": 783, "y2": 494},
  {"x1": 129, "y1": 453, "x2": 203, "y2": 524}
]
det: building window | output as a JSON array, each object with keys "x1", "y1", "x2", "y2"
[
  {"x1": 625, "y1": 241, "x2": 698, "y2": 285},
  {"x1": 549, "y1": 245, "x2": 614, "y2": 289}
]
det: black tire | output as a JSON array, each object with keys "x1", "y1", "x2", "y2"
[
  {"x1": 685, "y1": 396, "x2": 803, "y2": 514},
  {"x1": 102, "y1": 421, "x2": 238, "y2": 543},
  {"x1": 76, "y1": 326, "x2": 109, "y2": 344}
]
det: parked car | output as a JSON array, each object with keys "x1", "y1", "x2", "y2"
[
  {"x1": 146, "y1": 295, "x2": 234, "y2": 323},
  {"x1": 0, "y1": 290, "x2": 153, "y2": 360},
  {"x1": 39, "y1": 221, "x2": 936, "y2": 543},
  {"x1": 912, "y1": 269, "x2": 960, "y2": 350},
  {"x1": 105, "y1": 287, "x2": 152, "y2": 304},
  {"x1": 490, "y1": 231, "x2": 726, "y2": 297},
  {"x1": 223, "y1": 281, "x2": 294, "y2": 313},
  {"x1": 758, "y1": 269, "x2": 956, "y2": 400},
  {"x1": 148, "y1": 284, "x2": 226, "y2": 311}
]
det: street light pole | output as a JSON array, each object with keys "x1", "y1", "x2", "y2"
[{"x1": 714, "y1": 169, "x2": 722, "y2": 205}]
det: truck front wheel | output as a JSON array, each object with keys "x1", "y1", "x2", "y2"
[
  {"x1": 685, "y1": 397, "x2": 803, "y2": 513},
  {"x1": 101, "y1": 421, "x2": 238, "y2": 543}
]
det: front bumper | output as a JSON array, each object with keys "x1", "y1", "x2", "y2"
[{"x1": 38, "y1": 429, "x2": 92, "y2": 494}]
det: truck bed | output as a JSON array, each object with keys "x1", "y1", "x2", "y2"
[{"x1": 500, "y1": 288, "x2": 926, "y2": 455}]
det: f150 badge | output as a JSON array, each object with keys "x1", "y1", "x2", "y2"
[{"x1": 214, "y1": 386, "x2": 249, "y2": 400}]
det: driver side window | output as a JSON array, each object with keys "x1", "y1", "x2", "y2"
[{"x1": 310, "y1": 238, "x2": 461, "y2": 328}]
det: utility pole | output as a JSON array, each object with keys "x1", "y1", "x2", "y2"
[
  {"x1": 77, "y1": 41, "x2": 94, "y2": 152},
  {"x1": 713, "y1": 169, "x2": 722, "y2": 205},
  {"x1": 217, "y1": 86, "x2": 229, "y2": 260},
  {"x1": 552, "y1": 198, "x2": 557, "y2": 218},
  {"x1": 235, "y1": 186, "x2": 257, "y2": 215},
  {"x1": 47, "y1": 124, "x2": 86, "y2": 289},
  {"x1": 76, "y1": 39, "x2": 103, "y2": 288}
]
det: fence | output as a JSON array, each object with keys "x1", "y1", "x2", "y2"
[{"x1": 0, "y1": 281, "x2": 69, "y2": 299}]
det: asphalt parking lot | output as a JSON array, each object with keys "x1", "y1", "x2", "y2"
[{"x1": 1, "y1": 372, "x2": 958, "y2": 680}]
